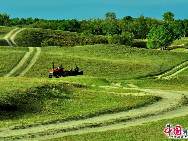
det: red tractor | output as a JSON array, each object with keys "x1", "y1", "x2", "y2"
[{"x1": 49, "y1": 63, "x2": 83, "y2": 78}]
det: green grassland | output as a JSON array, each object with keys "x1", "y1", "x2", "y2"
[
  {"x1": 0, "y1": 15, "x2": 188, "y2": 141},
  {"x1": 26, "y1": 45, "x2": 188, "y2": 79},
  {"x1": 0, "y1": 34, "x2": 188, "y2": 140}
]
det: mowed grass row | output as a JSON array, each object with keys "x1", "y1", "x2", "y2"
[
  {"x1": 26, "y1": 45, "x2": 188, "y2": 79},
  {"x1": 172, "y1": 37, "x2": 188, "y2": 46},
  {"x1": 0, "y1": 77, "x2": 158, "y2": 129},
  {"x1": 0, "y1": 47, "x2": 28, "y2": 76},
  {"x1": 175, "y1": 63, "x2": 188, "y2": 79},
  {"x1": 121, "y1": 78, "x2": 188, "y2": 91},
  {"x1": 177, "y1": 69, "x2": 188, "y2": 77}
]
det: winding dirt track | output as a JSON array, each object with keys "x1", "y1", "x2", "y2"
[
  {"x1": 4, "y1": 47, "x2": 34, "y2": 77},
  {"x1": 38, "y1": 105, "x2": 188, "y2": 141},
  {"x1": 3, "y1": 28, "x2": 41, "y2": 77},
  {"x1": 10, "y1": 28, "x2": 26, "y2": 46},
  {"x1": 3, "y1": 28, "x2": 19, "y2": 46},
  {"x1": 4, "y1": 47, "x2": 41, "y2": 77}
]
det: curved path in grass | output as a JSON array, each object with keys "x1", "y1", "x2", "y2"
[
  {"x1": 0, "y1": 85, "x2": 187, "y2": 140},
  {"x1": 3, "y1": 28, "x2": 19, "y2": 46},
  {"x1": 38, "y1": 105, "x2": 188, "y2": 141},
  {"x1": 9, "y1": 28, "x2": 26, "y2": 46},
  {"x1": 3, "y1": 28, "x2": 25, "y2": 46},
  {"x1": 4, "y1": 47, "x2": 41, "y2": 77}
]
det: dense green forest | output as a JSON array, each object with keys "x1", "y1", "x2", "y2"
[{"x1": 1, "y1": 12, "x2": 187, "y2": 48}]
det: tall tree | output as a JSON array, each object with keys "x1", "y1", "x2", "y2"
[
  {"x1": 105, "y1": 12, "x2": 117, "y2": 20},
  {"x1": 163, "y1": 12, "x2": 175, "y2": 22},
  {"x1": 147, "y1": 25, "x2": 174, "y2": 49},
  {"x1": 0, "y1": 13, "x2": 10, "y2": 26},
  {"x1": 123, "y1": 16, "x2": 133, "y2": 21},
  {"x1": 132, "y1": 15, "x2": 148, "y2": 39}
]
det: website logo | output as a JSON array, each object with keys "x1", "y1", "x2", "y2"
[{"x1": 164, "y1": 124, "x2": 188, "y2": 139}]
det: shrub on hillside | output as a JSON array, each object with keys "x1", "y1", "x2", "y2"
[
  {"x1": 108, "y1": 32, "x2": 134, "y2": 45},
  {"x1": 107, "y1": 34, "x2": 120, "y2": 44},
  {"x1": 42, "y1": 33, "x2": 108, "y2": 47},
  {"x1": 89, "y1": 35, "x2": 108, "y2": 45},
  {"x1": 15, "y1": 28, "x2": 109, "y2": 47},
  {"x1": 120, "y1": 32, "x2": 134, "y2": 45},
  {"x1": 15, "y1": 28, "x2": 134, "y2": 47},
  {"x1": 15, "y1": 28, "x2": 50, "y2": 46}
]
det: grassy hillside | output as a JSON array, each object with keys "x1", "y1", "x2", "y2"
[
  {"x1": 26, "y1": 45, "x2": 188, "y2": 79},
  {"x1": 0, "y1": 38, "x2": 188, "y2": 140},
  {"x1": 0, "y1": 47, "x2": 27, "y2": 76}
]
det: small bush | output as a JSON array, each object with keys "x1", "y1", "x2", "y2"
[{"x1": 132, "y1": 39, "x2": 147, "y2": 48}]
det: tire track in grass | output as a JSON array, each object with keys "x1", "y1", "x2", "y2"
[
  {"x1": 4, "y1": 47, "x2": 41, "y2": 77},
  {"x1": 9, "y1": 28, "x2": 26, "y2": 46},
  {"x1": 19, "y1": 47, "x2": 41, "y2": 77},
  {"x1": 3, "y1": 28, "x2": 19, "y2": 46},
  {"x1": 156, "y1": 61, "x2": 188, "y2": 79},
  {"x1": 0, "y1": 88, "x2": 186, "y2": 140},
  {"x1": 4, "y1": 47, "x2": 34, "y2": 77},
  {"x1": 156, "y1": 49, "x2": 188, "y2": 79},
  {"x1": 164, "y1": 65, "x2": 188, "y2": 79},
  {"x1": 3, "y1": 28, "x2": 25, "y2": 46}
]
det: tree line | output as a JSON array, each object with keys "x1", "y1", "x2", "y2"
[{"x1": 0, "y1": 12, "x2": 187, "y2": 48}]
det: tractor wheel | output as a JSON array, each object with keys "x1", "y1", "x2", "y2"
[{"x1": 49, "y1": 75, "x2": 53, "y2": 78}]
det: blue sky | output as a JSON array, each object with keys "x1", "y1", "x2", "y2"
[{"x1": 0, "y1": 0, "x2": 187, "y2": 19}]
